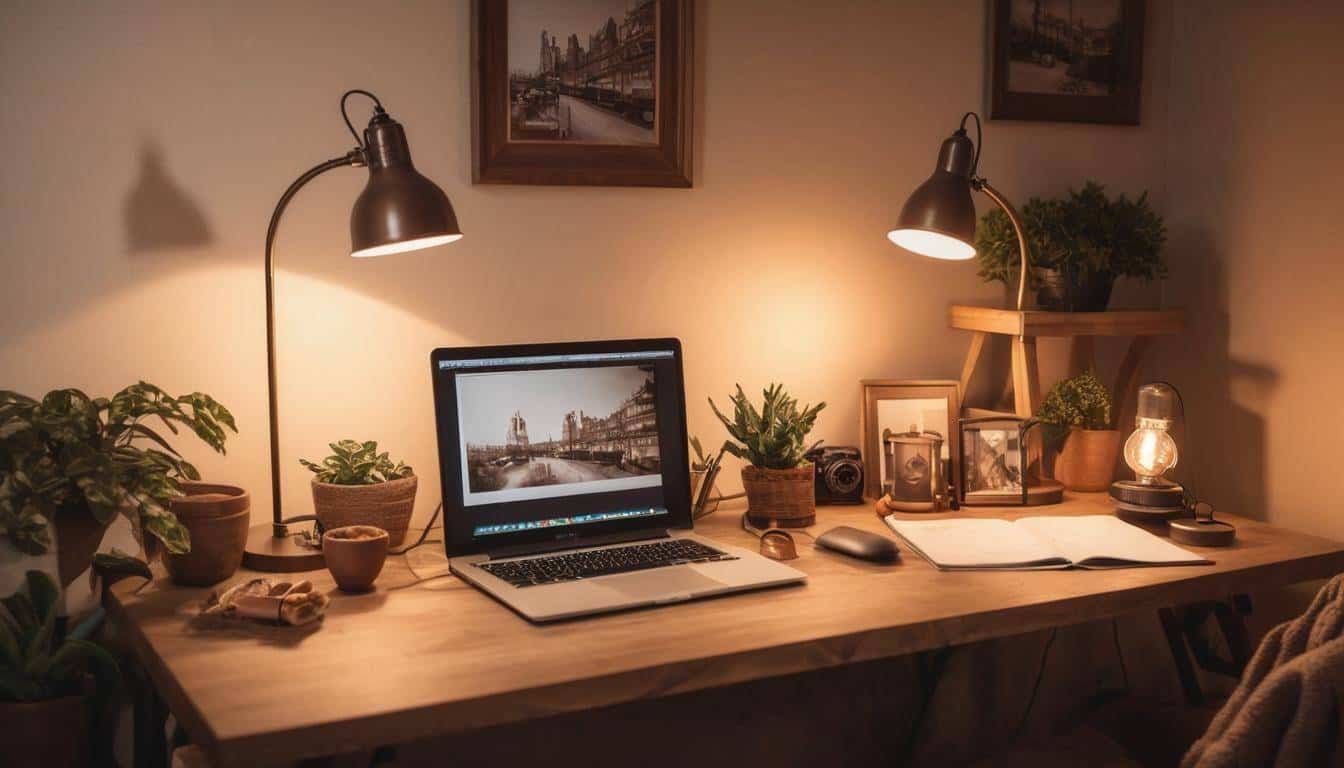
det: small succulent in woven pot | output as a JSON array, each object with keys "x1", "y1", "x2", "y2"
[
  {"x1": 709, "y1": 384, "x2": 825, "y2": 528},
  {"x1": 300, "y1": 440, "x2": 416, "y2": 546}
]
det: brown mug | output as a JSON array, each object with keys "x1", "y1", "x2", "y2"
[{"x1": 322, "y1": 525, "x2": 389, "y2": 592}]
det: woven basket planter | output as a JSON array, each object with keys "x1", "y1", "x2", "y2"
[
  {"x1": 742, "y1": 465, "x2": 815, "y2": 529},
  {"x1": 311, "y1": 475, "x2": 417, "y2": 546}
]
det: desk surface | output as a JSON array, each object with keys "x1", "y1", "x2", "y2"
[{"x1": 108, "y1": 494, "x2": 1344, "y2": 767}]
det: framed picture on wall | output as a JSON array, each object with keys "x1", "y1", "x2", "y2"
[
  {"x1": 472, "y1": 0, "x2": 692, "y2": 187},
  {"x1": 988, "y1": 0, "x2": 1146, "y2": 125},
  {"x1": 860, "y1": 380, "x2": 961, "y2": 500}
]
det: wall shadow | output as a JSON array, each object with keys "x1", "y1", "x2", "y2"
[
  {"x1": 1162, "y1": 233, "x2": 1276, "y2": 520},
  {"x1": 124, "y1": 142, "x2": 214, "y2": 255}
]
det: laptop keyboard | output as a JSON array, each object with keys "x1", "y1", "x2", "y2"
[{"x1": 479, "y1": 538, "x2": 738, "y2": 588}]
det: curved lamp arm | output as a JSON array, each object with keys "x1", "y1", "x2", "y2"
[
  {"x1": 265, "y1": 149, "x2": 364, "y2": 535},
  {"x1": 974, "y1": 179, "x2": 1031, "y2": 312}
]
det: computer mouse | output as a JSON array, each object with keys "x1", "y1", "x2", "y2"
[{"x1": 815, "y1": 526, "x2": 899, "y2": 563}]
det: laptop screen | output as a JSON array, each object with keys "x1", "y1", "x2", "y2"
[{"x1": 431, "y1": 339, "x2": 692, "y2": 556}]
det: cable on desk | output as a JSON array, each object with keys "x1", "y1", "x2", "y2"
[
  {"x1": 390, "y1": 502, "x2": 443, "y2": 555},
  {"x1": 1112, "y1": 617, "x2": 1130, "y2": 692}
]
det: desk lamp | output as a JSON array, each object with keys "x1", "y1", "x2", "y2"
[
  {"x1": 242, "y1": 89, "x2": 463, "y2": 572},
  {"x1": 887, "y1": 112, "x2": 1031, "y2": 311}
]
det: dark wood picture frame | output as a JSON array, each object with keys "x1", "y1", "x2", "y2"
[
  {"x1": 471, "y1": 0, "x2": 693, "y2": 187},
  {"x1": 988, "y1": 0, "x2": 1145, "y2": 125},
  {"x1": 860, "y1": 380, "x2": 961, "y2": 501}
]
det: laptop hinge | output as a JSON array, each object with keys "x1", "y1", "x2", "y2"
[{"x1": 485, "y1": 528, "x2": 670, "y2": 560}]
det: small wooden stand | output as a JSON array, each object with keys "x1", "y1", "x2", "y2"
[
  {"x1": 950, "y1": 306, "x2": 1186, "y2": 499},
  {"x1": 951, "y1": 305, "x2": 1186, "y2": 425}
]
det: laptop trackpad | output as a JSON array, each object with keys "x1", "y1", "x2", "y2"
[{"x1": 596, "y1": 567, "x2": 723, "y2": 598}]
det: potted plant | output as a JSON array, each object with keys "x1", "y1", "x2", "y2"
[
  {"x1": 1, "y1": 570, "x2": 123, "y2": 767},
  {"x1": 975, "y1": 181, "x2": 1167, "y2": 311},
  {"x1": 300, "y1": 440, "x2": 416, "y2": 546},
  {"x1": 0, "y1": 383, "x2": 237, "y2": 587},
  {"x1": 709, "y1": 384, "x2": 825, "y2": 528},
  {"x1": 1039, "y1": 371, "x2": 1119, "y2": 491}
]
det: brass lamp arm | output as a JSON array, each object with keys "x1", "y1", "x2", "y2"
[
  {"x1": 263, "y1": 149, "x2": 365, "y2": 536},
  {"x1": 973, "y1": 178, "x2": 1031, "y2": 312}
]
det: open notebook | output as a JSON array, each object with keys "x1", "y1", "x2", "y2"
[{"x1": 884, "y1": 515, "x2": 1210, "y2": 571}]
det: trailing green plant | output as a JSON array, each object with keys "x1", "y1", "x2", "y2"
[
  {"x1": 0, "y1": 570, "x2": 120, "y2": 703},
  {"x1": 974, "y1": 181, "x2": 1167, "y2": 288},
  {"x1": 300, "y1": 440, "x2": 413, "y2": 485},
  {"x1": 0, "y1": 383, "x2": 237, "y2": 557},
  {"x1": 708, "y1": 384, "x2": 825, "y2": 470},
  {"x1": 1037, "y1": 371, "x2": 1114, "y2": 451}
]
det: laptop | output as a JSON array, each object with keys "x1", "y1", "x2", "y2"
[{"x1": 430, "y1": 338, "x2": 806, "y2": 622}]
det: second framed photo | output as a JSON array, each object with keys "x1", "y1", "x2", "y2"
[{"x1": 860, "y1": 380, "x2": 961, "y2": 501}]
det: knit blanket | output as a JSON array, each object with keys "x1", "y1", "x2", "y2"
[{"x1": 1183, "y1": 575, "x2": 1344, "y2": 767}]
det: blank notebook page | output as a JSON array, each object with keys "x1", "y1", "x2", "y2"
[
  {"x1": 1015, "y1": 515, "x2": 1209, "y2": 567},
  {"x1": 885, "y1": 518, "x2": 1068, "y2": 568}
]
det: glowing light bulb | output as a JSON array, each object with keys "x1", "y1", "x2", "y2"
[{"x1": 1123, "y1": 425, "x2": 1178, "y2": 484}]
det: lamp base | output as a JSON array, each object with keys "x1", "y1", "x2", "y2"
[
  {"x1": 241, "y1": 524, "x2": 325, "y2": 572},
  {"x1": 1110, "y1": 480, "x2": 1185, "y2": 508}
]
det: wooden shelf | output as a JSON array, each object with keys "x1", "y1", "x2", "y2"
[{"x1": 949, "y1": 305, "x2": 1186, "y2": 338}]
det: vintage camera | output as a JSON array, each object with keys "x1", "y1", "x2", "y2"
[{"x1": 804, "y1": 445, "x2": 865, "y2": 504}]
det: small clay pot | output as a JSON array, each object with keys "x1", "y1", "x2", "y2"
[
  {"x1": 163, "y1": 482, "x2": 251, "y2": 586},
  {"x1": 322, "y1": 525, "x2": 389, "y2": 592}
]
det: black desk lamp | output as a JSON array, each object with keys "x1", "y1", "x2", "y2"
[
  {"x1": 887, "y1": 111, "x2": 1031, "y2": 311},
  {"x1": 242, "y1": 90, "x2": 462, "y2": 572}
]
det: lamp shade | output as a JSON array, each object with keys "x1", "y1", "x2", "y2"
[
  {"x1": 887, "y1": 130, "x2": 978, "y2": 261},
  {"x1": 350, "y1": 113, "x2": 462, "y2": 258}
]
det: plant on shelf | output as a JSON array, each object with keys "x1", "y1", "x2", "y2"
[
  {"x1": 709, "y1": 384, "x2": 825, "y2": 528},
  {"x1": 0, "y1": 383, "x2": 237, "y2": 585},
  {"x1": 300, "y1": 440, "x2": 417, "y2": 546},
  {"x1": 1038, "y1": 371, "x2": 1120, "y2": 492},
  {"x1": 0, "y1": 569, "x2": 125, "y2": 764},
  {"x1": 975, "y1": 181, "x2": 1168, "y2": 311}
]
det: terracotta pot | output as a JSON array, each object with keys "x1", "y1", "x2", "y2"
[
  {"x1": 163, "y1": 482, "x2": 250, "y2": 586},
  {"x1": 0, "y1": 695, "x2": 89, "y2": 768},
  {"x1": 1054, "y1": 428, "x2": 1122, "y2": 491},
  {"x1": 322, "y1": 525, "x2": 389, "y2": 592},
  {"x1": 52, "y1": 508, "x2": 109, "y2": 589},
  {"x1": 742, "y1": 465, "x2": 816, "y2": 529},
  {"x1": 312, "y1": 476, "x2": 417, "y2": 546}
]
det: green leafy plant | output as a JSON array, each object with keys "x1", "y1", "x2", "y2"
[
  {"x1": 708, "y1": 384, "x2": 825, "y2": 470},
  {"x1": 300, "y1": 440, "x2": 413, "y2": 485},
  {"x1": 0, "y1": 383, "x2": 237, "y2": 557},
  {"x1": 0, "y1": 570, "x2": 120, "y2": 703},
  {"x1": 1038, "y1": 371, "x2": 1114, "y2": 451},
  {"x1": 974, "y1": 181, "x2": 1167, "y2": 288}
]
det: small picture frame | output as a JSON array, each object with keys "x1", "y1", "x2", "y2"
[
  {"x1": 960, "y1": 416, "x2": 1043, "y2": 506},
  {"x1": 860, "y1": 380, "x2": 961, "y2": 501},
  {"x1": 988, "y1": 0, "x2": 1146, "y2": 125}
]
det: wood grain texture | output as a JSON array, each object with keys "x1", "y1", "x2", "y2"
[
  {"x1": 107, "y1": 495, "x2": 1344, "y2": 768},
  {"x1": 949, "y1": 306, "x2": 1186, "y2": 338}
]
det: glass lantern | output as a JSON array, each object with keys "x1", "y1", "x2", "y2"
[{"x1": 1123, "y1": 383, "x2": 1180, "y2": 485}]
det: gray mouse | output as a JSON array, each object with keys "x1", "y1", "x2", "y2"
[{"x1": 815, "y1": 526, "x2": 900, "y2": 563}]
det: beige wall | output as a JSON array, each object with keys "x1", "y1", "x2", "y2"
[
  {"x1": 0, "y1": 0, "x2": 1174, "y2": 529},
  {"x1": 1160, "y1": 0, "x2": 1344, "y2": 541}
]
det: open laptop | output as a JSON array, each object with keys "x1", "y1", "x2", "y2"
[{"x1": 430, "y1": 338, "x2": 806, "y2": 622}]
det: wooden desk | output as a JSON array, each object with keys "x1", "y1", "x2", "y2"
[{"x1": 107, "y1": 495, "x2": 1344, "y2": 767}]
